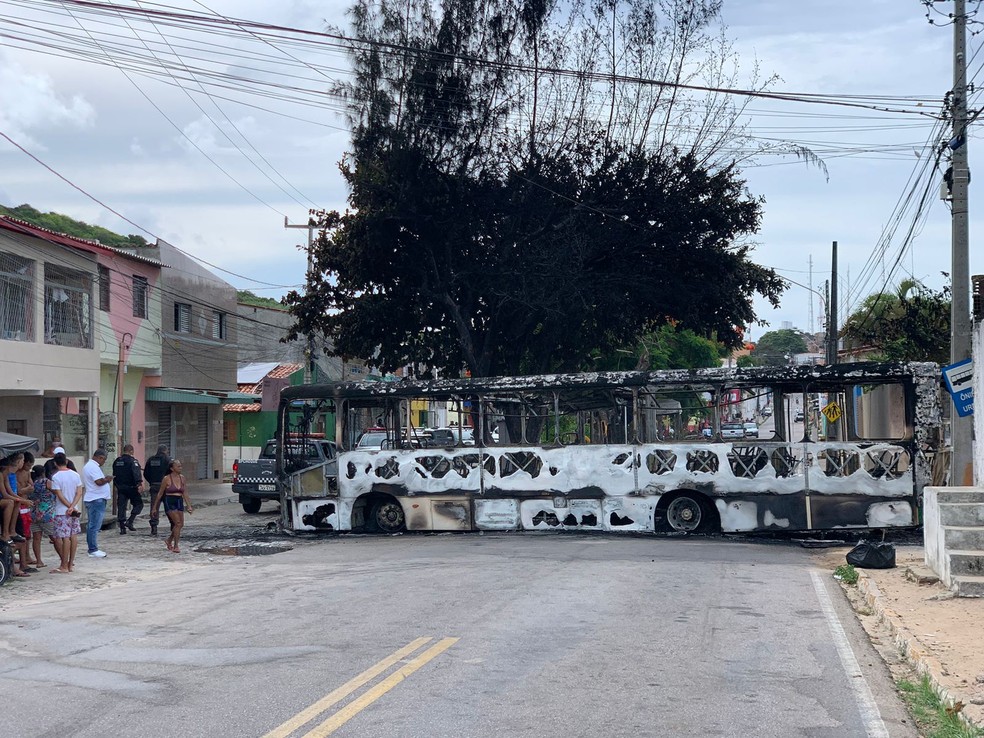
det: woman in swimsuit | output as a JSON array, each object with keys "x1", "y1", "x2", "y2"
[{"x1": 152, "y1": 460, "x2": 193, "y2": 553}]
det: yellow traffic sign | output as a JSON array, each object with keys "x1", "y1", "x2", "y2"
[{"x1": 822, "y1": 401, "x2": 842, "y2": 423}]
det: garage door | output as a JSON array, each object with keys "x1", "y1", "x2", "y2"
[
  {"x1": 157, "y1": 405, "x2": 172, "y2": 451},
  {"x1": 196, "y1": 407, "x2": 209, "y2": 480}
]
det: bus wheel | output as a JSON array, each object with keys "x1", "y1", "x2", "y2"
[
  {"x1": 371, "y1": 499, "x2": 406, "y2": 534},
  {"x1": 664, "y1": 494, "x2": 710, "y2": 534}
]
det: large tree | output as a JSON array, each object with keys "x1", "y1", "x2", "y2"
[
  {"x1": 286, "y1": 0, "x2": 787, "y2": 377},
  {"x1": 749, "y1": 328, "x2": 809, "y2": 365},
  {"x1": 593, "y1": 324, "x2": 726, "y2": 371},
  {"x1": 841, "y1": 278, "x2": 950, "y2": 364}
]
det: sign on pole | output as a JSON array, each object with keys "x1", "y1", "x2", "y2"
[
  {"x1": 943, "y1": 359, "x2": 974, "y2": 417},
  {"x1": 821, "y1": 401, "x2": 842, "y2": 423}
]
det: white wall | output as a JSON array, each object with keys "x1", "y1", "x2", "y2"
[{"x1": 975, "y1": 319, "x2": 984, "y2": 485}]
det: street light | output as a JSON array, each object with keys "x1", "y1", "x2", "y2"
[{"x1": 780, "y1": 276, "x2": 835, "y2": 364}]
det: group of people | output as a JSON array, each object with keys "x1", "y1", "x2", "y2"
[{"x1": 0, "y1": 442, "x2": 194, "y2": 580}]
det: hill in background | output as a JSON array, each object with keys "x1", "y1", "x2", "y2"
[{"x1": 0, "y1": 203, "x2": 149, "y2": 249}]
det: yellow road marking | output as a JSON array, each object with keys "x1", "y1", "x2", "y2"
[
  {"x1": 262, "y1": 637, "x2": 433, "y2": 738},
  {"x1": 301, "y1": 637, "x2": 460, "y2": 738}
]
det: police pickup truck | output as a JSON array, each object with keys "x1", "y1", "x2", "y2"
[{"x1": 232, "y1": 438, "x2": 337, "y2": 513}]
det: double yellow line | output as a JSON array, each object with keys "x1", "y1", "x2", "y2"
[{"x1": 263, "y1": 636, "x2": 459, "y2": 738}]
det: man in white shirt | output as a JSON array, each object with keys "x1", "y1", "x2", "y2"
[
  {"x1": 50, "y1": 453, "x2": 83, "y2": 573},
  {"x1": 82, "y1": 449, "x2": 113, "y2": 558}
]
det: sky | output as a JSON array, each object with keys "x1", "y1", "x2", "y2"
[{"x1": 0, "y1": 0, "x2": 976, "y2": 346}]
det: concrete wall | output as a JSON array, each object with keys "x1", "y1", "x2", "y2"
[
  {"x1": 147, "y1": 241, "x2": 236, "y2": 392},
  {"x1": 974, "y1": 319, "x2": 984, "y2": 485},
  {"x1": 0, "y1": 231, "x2": 101, "y2": 393}
]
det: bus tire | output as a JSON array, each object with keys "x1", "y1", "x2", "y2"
[
  {"x1": 242, "y1": 498, "x2": 263, "y2": 514},
  {"x1": 658, "y1": 493, "x2": 716, "y2": 535},
  {"x1": 370, "y1": 498, "x2": 406, "y2": 534}
]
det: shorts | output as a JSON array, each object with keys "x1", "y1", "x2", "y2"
[
  {"x1": 16, "y1": 512, "x2": 31, "y2": 539},
  {"x1": 53, "y1": 514, "x2": 82, "y2": 539},
  {"x1": 163, "y1": 496, "x2": 185, "y2": 513}
]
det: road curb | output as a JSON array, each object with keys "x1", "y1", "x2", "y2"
[{"x1": 854, "y1": 570, "x2": 980, "y2": 728}]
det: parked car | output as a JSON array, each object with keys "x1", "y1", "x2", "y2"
[
  {"x1": 422, "y1": 428, "x2": 458, "y2": 447},
  {"x1": 761, "y1": 406, "x2": 772, "y2": 417},
  {"x1": 743, "y1": 422, "x2": 759, "y2": 438},
  {"x1": 355, "y1": 428, "x2": 389, "y2": 449},
  {"x1": 232, "y1": 438, "x2": 337, "y2": 514},
  {"x1": 721, "y1": 422, "x2": 745, "y2": 440}
]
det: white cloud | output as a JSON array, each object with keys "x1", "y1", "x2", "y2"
[{"x1": 0, "y1": 52, "x2": 95, "y2": 150}]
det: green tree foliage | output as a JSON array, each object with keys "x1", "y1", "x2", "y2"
[
  {"x1": 237, "y1": 290, "x2": 284, "y2": 309},
  {"x1": 0, "y1": 203, "x2": 148, "y2": 249},
  {"x1": 593, "y1": 324, "x2": 725, "y2": 371},
  {"x1": 841, "y1": 278, "x2": 950, "y2": 364},
  {"x1": 285, "y1": 0, "x2": 787, "y2": 378},
  {"x1": 751, "y1": 329, "x2": 808, "y2": 365}
]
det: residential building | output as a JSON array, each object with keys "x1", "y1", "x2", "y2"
[
  {"x1": 236, "y1": 299, "x2": 373, "y2": 382},
  {"x1": 142, "y1": 239, "x2": 236, "y2": 481},
  {"x1": 223, "y1": 362, "x2": 304, "y2": 473},
  {"x1": 0, "y1": 216, "x2": 165, "y2": 466}
]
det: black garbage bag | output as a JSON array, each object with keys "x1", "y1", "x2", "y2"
[{"x1": 846, "y1": 540, "x2": 896, "y2": 569}]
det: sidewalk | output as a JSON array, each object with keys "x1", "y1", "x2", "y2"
[
  {"x1": 126, "y1": 481, "x2": 236, "y2": 509},
  {"x1": 820, "y1": 546, "x2": 984, "y2": 728},
  {"x1": 183, "y1": 480, "x2": 237, "y2": 507}
]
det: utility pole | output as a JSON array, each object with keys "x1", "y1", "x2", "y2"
[
  {"x1": 951, "y1": 0, "x2": 973, "y2": 485},
  {"x1": 827, "y1": 241, "x2": 838, "y2": 365},
  {"x1": 285, "y1": 215, "x2": 317, "y2": 384}
]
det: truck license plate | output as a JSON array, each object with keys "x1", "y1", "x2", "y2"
[{"x1": 258, "y1": 484, "x2": 276, "y2": 492}]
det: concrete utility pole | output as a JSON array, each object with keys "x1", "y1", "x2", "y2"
[
  {"x1": 951, "y1": 0, "x2": 973, "y2": 485},
  {"x1": 827, "y1": 241, "x2": 838, "y2": 365},
  {"x1": 285, "y1": 215, "x2": 317, "y2": 384}
]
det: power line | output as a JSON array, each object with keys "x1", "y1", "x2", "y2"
[
  {"x1": 11, "y1": 0, "x2": 947, "y2": 118},
  {"x1": 0, "y1": 127, "x2": 300, "y2": 288}
]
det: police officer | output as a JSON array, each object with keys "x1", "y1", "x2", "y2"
[
  {"x1": 112, "y1": 444, "x2": 144, "y2": 534},
  {"x1": 144, "y1": 445, "x2": 170, "y2": 536}
]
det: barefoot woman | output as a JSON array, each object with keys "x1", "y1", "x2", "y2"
[{"x1": 152, "y1": 460, "x2": 193, "y2": 553}]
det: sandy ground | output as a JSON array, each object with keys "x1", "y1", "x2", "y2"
[
  {"x1": 0, "y1": 506, "x2": 265, "y2": 609},
  {"x1": 817, "y1": 545, "x2": 984, "y2": 727}
]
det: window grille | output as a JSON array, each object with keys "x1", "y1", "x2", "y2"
[
  {"x1": 174, "y1": 302, "x2": 191, "y2": 333},
  {"x1": 212, "y1": 310, "x2": 225, "y2": 340},
  {"x1": 133, "y1": 275, "x2": 148, "y2": 318},
  {"x1": 0, "y1": 251, "x2": 35, "y2": 342},
  {"x1": 98, "y1": 265, "x2": 110, "y2": 312},
  {"x1": 44, "y1": 263, "x2": 93, "y2": 348}
]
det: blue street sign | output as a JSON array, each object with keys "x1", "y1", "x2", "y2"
[{"x1": 943, "y1": 359, "x2": 974, "y2": 417}]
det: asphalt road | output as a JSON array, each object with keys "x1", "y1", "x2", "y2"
[{"x1": 0, "y1": 525, "x2": 915, "y2": 738}]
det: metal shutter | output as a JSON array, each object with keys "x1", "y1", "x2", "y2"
[
  {"x1": 157, "y1": 405, "x2": 172, "y2": 450},
  {"x1": 196, "y1": 407, "x2": 209, "y2": 480}
]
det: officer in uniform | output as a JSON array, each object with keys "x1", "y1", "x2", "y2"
[
  {"x1": 143, "y1": 445, "x2": 170, "y2": 536},
  {"x1": 112, "y1": 444, "x2": 144, "y2": 534}
]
